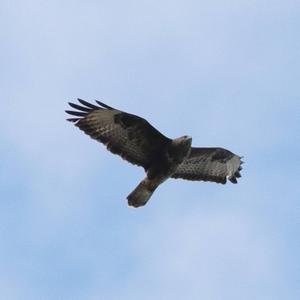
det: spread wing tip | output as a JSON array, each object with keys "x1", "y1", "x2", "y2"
[
  {"x1": 66, "y1": 117, "x2": 80, "y2": 122},
  {"x1": 66, "y1": 99, "x2": 114, "y2": 122},
  {"x1": 65, "y1": 110, "x2": 86, "y2": 117},
  {"x1": 228, "y1": 155, "x2": 244, "y2": 184},
  {"x1": 229, "y1": 177, "x2": 238, "y2": 184},
  {"x1": 95, "y1": 100, "x2": 114, "y2": 109}
]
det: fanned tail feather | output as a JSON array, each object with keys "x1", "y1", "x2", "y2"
[{"x1": 127, "y1": 178, "x2": 158, "y2": 208}]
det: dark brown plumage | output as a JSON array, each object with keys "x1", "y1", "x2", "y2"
[{"x1": 66, "y1": 99, "x2": 244, "y2": 207}]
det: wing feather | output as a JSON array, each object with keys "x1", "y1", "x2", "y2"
[
  {"x1": 172, "y1": 147, "x2": 243, "y2": 184},
  {"x1": 66, "y1": 99, "x2": 171, "y2": 169}
]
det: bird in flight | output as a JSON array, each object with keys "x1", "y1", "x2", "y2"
[{"x1": 66, "y1": 99, "x2": 243, "y2": 208}]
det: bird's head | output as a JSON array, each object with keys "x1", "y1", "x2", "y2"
[
  {"x1": 170, "y1": 135, "x2": 192, "y2": 162},
  {"x1": 175, "y1": 135, "x2": 192, "y2": 147}
]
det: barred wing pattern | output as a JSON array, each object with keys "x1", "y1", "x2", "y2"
[
  {"x1": 172, "y1": 147, "x2": 243, "y2": 184},
  {"x1": 66, "y1": 99, "x2": 171, "y2": 170}
]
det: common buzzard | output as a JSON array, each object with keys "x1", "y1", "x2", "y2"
[{"x1": 66, "y1": 99, "x2": 243, "y2": 207}]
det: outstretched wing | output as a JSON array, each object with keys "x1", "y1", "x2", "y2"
[
  {"x1": 171, "y1": 147, "x2": 243, "y2": 184},
  {"x1": 66, "y1": 99, "x2": 171, "y2": 169}
]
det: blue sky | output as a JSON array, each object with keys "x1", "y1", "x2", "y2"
[{"x1": 1, "y1": 0, "x2": 299, "y2": 299}]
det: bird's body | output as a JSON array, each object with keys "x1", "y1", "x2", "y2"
[
  {"x1": 127, "y1": 136, "x2": 192, "y2": 206},
  {"x1": 66, "y1": 99, "x2": 243, "y2": 207}
]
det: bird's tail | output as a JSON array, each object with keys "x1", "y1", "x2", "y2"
[{"x1": 127, "y1": 178, "x2": 158, "y2": 208}]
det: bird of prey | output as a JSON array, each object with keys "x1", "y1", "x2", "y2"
[{"x1": 66, "y1": 99, "x2": 243, "y2": 208}]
